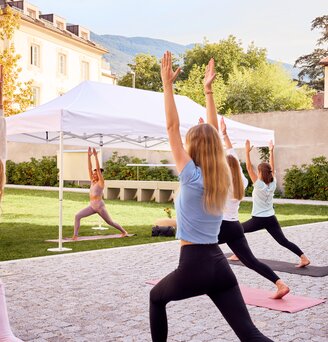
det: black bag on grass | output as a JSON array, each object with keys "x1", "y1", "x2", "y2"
[{"x1": 151, "y1": 225, "x2": 175, "y2": 237}]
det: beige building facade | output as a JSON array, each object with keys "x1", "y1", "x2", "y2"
[{"x1": 0, "y1": 0, "x2": 116, "y2": 106}]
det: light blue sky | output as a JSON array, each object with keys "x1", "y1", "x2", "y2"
[{"x1": 29, "y1": 0, "x2": 327, "y2": 64}]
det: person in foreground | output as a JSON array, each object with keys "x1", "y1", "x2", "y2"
[
  {"x1": 149, "y1": 52, "x2": 273, "y2": 342},
  {"x1": 0, "y1": 160, "x2": 24, "y2": 342},
  {"x1": 214, "y1": 117, "x2": 289, "y2": 299},
  {"x1": 72, "y1": 147, "x2": 128, "y2": 240},
  {"x1": 229, "y1": 140, "x2": 310, "y2": 268}
]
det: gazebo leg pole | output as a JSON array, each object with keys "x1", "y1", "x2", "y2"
[{"x1": 48, "y1": 131, "x2": 71, "y2": 252}]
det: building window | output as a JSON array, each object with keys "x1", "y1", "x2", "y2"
[
  {"x1": 30, "y1": 44, "x2": 40, "y2": 67},
  {"x1": 27, "y1": 9, "x2": 36, "y2": 19},
  {"x1": 31, "y1": 87, "x2": 40, "y2": 106},
  {"x1": 58, "y1": 53, "x2": 67, "y2": 75},
  {"x1": 56, "y1": 21, "x2": 64, "y2": 30},
  {"x1": 81, "y1": 61, "x2": 89, "y2": 80}
]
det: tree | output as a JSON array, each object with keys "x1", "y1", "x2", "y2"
[
  {"x1": 223, "y1": 63, "x2": 314, "y2": 114},
  {"x1": 294, "y1": 15, "x2": 328, "y2": 91},
  {"x1": 0, "y1": 6, "x2": 33, "y2": 116},
  {"x1": 118, "y1": 54, "x2": 162, "y2": 91}
]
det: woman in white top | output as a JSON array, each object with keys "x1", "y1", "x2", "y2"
[
  {"x1": 217, "y1": 118, "x2": 289, "y2": 299},
  {"x1": 230, "y1": 140, "x2": 310, "y2": 268}
]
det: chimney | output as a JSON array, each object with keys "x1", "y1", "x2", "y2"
[{"x1": 319, "y1": 57, "x2": 328, "y2": 109}]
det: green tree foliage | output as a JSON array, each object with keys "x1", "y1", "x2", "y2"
[
  {"x1": 0, "y1": 6, "x2": 33, "y2": 116},
  {"x1": 294, "y1": 15, "x2": 328, "y2": 91},
  {"x1": 6, "y1": 157, "x2": 58, "y2": 186},
  {"x1": 118, "y1": 54, "x2": 162, "y2": 91},
  {"x1": 176, "y1": 64, "x2": 227, "y2": 111},
  {"x1": 283, "y1": 156, "x2": 328, "y2": 200},
  {"x1": 103, "y1": 152, "x2": 177, "y2": 181},
  {"x1": 223, "y1": 63, "x2": 314, "y2": 114}
]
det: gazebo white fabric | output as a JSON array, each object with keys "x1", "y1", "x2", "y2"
[
  {"x1": 6, "y1": 81, "x2": 274, "y2": 149},
  {"x1": 5, "y1": 81, "x2": 274, "y2": 252}
]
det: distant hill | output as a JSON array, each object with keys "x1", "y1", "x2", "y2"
[{"x1": 91, "y1": 33, "x2": 300, "y2": 80}]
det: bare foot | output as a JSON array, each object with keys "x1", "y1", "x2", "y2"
[
  {"x1": 271, "y1": 280, "x2": 290, "y2": 299},
  {"x1": 120, "y1": 232, "x2": 129, "y2": 238},
  {"x1": 72, "y1": 235, "x2": 78, "y2": 241},
  {"x1": 296, "y1": 254, "x2": 310, "y2": 268},
  {"x1": 228, "y1": 254, "x2": 239, "y2": 261}
]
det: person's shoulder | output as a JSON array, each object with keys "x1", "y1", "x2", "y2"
[{"x1": 179, "y1": 159, "x2": 200, "y2": 184}]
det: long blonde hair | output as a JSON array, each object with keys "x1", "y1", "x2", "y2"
[
  {"x1": 186, "y1": 123, "x2": 231, "y2": 214},
  {"x1": 0, "y1": 159, "x2": 4, "y2": 201},
  {"x1": 226, "y1": 154, "x2": 245, "y2": 200}
]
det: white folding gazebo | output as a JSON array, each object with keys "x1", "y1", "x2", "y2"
[{"x1": 6, "y1": 81, "x2": 274, "y2": 251}]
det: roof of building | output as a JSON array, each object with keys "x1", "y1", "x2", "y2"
[{"x1": 5, "y1": 4, "x2": 108, "y2": 54}]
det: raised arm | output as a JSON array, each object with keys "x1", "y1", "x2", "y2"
[
  {"x1": 87, "y1": 147, "x2": 93, "y2": 181},
  {"x1": 161, "y1": 51, "x2": 190, "y2": 173},
  {"x1": 204, "y1": 58, "x2": 218, "y2": 130},
  {"x1": 93, "y1": 148, "x2": 104, "y2": 186},
  {"x1": 269, "y1": 140, "x2": 275, "y2": 178},
  {"x1": 220, "y1": 117, "x2": 232, "y2": 149},
  {"x1": 245, "y1": 140, "x2": 258, "y2": 184}
]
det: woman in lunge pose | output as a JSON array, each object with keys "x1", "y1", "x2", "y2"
[
  {"x1": 149, "y1": 52, "x2": 273, "y2": 342},
  {"x1": 215, "y1": 117, "x2": 289, "y2": 299},
  {"x1": 72, "y1": 147, "x2": 128, "y2": 240},
  {"x1": 229, "y1": 140, "x2": 310, "y2": 268}
]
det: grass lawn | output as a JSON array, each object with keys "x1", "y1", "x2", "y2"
[{"x1": 0, "y1": 188, "x2": 327, "y2": 261}]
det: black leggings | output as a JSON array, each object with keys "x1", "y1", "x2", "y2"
[
  {"x1": 149, "y1": 244, "x2": 273, "y2": 342},
  {"x1": 243, "y1": 215, "x2": 304, "y2": 257},
  {"x1": 218, "y1": 220, "x2": 279, "y2": 283}
]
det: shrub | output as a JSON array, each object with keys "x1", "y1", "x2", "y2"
[
  {"x1": 103, "y1": 152, "x2": 178, "y2": 181},
  {"x1": 6, "y1": 157, "x2": 58, "y2": 186},
  {"x1": 283, "y1": 156, "x2": 328, "y2": 200}
]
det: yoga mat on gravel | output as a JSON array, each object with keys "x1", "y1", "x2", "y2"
[
  {"x1": 225, "y1": 253, "x2": 328, "y2": 277},
  {"x1": 146, "y1": 280, "x2": 326, "y2": 313},
  {"x1": 46, "y1": 234, "x2": 135, "y2": 243}
]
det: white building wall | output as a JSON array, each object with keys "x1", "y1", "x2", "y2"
[{"x1": 13, "y1": 20, "x2": 109, "y2": 104}]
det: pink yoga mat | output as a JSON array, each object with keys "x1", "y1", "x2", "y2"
[
  {"x1": 46, "y1": 234, "x2": 135, "y2": 243},
  {"x1": 146, "y1": 280, "x2": 326, "y2": 313}
]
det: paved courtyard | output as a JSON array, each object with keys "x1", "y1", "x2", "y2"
[{"x1": 0, "y1": 221, "x2": 327, "y2": 342}]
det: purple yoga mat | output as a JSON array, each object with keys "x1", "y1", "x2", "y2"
[
  {"x1": 46, "y1": 234, "x2": 135, "y2": 243},
  {"x1": 146, "y1": 280, "x2": 325, "y2": 313}
]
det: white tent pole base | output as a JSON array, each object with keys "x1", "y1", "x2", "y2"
[{"x1": 47, "y1": 247, "x2": 72, "y2": 252}]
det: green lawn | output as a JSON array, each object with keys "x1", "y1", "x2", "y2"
[{"x1": 0, "y1": 188, "x2": 327, "y2": 261}]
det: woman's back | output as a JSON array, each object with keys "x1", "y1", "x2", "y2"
[
  {"x1": 252, "y1": 178, "x2": 276, "y2": 217},
  {"x1": 175, "y1": 160, "x2": 223, "y2": 244}
]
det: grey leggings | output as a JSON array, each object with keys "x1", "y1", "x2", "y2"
[{"x1": 74, "y1": 200, "x2": 126, "y2": 236}]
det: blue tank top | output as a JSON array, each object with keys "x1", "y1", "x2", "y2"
[{"x1": 175, "y1": 159, "x2": 223, "y2": 244}]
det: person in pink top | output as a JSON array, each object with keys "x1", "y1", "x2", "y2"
[{"x1": 72, "y1": 147, "x2": 128, "y2": 240}]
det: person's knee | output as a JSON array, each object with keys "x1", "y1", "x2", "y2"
[{"x1": 150, "y1": 286, "x2": 164, "y2": 306}]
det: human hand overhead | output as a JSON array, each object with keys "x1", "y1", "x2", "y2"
[{"x1": 160, "y1": 51, "x2": 181, "y2": 87}]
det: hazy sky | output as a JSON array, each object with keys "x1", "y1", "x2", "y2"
[{"x1": 29, "y1": 0, "x2": 327, "y2": 64}]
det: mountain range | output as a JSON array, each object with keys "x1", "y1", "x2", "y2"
[{"x1": 91, "y1": 33, "x2": 300, "y2": 80}]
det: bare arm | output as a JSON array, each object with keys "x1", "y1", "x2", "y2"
[
  {"x1": 161, "y1": 51, "x2": 190, "y2": 173},
  {"x1": 93, "y1": 148, "x2": 104, "y2": 186},
  {"x1": 269, "y1": 140, "x2": 275, "y2": 178},
  {"x1": 245, "y1": 140, "x2": 258, "y2": 184},
  {"x1": 204, "y1": 58, "x2": 218, "y2": 130},
  {"x1": 87, "y1": 147, "x2": 93, "y2": 181},
  {"x1": 220, "y1": 117, "x2": 232, "y2": 149}
]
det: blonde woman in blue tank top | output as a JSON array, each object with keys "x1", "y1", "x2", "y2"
[
  {"x1": 72, "y1": 147, "x2": 128, "y2": 240},
  {"x1": 149, "y1": 52, "x2": 273, "y2": 342},
  {"x1": 230, "y1": 140, "x2": 310, "y2": 268}
]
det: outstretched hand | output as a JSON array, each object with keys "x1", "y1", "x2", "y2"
[
  {"x1": 245, "y1": 140, "x2": 253, "y2": 153},
  {"x1": 198, "y1": 117, "x2": 204, "y2": 124},
  {"x1": 204, "y1": 58, "x2": 216, "y2": 91},
  {"x1": 88, "y1": 147, "x2": 92, "y2": 157},
  {"x1": 161, "y1": 51, "x2": 181, "y2": 87},
  {"x1": 269, "y1": 140, "x2": 274, "y2": 151},
  {"x1": 92, "y1": 148, "x2": 97, "y2": 156}
]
